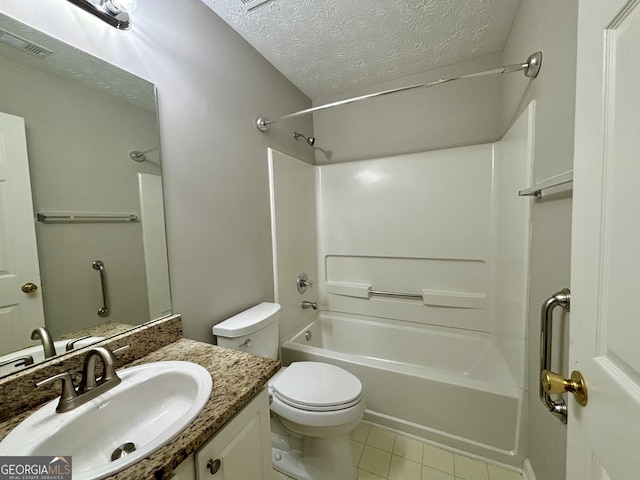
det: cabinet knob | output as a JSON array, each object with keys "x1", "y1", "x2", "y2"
[{"x1": 207, "y1": 458, "x2": 221, "y2": 475}]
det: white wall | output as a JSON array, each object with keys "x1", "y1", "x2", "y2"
[
  {"x1": 502, "y1": 2, "x2": 578, "y2": 480},
  {"x1": 0, "y1": 0, "x2": 315, "y2": 343},
  {"x1": 312, "y1": 53, "x2": 504, "y2": 164},
  {"x1": 268, "y1": 149, "x2": 318, "y2": 342}
]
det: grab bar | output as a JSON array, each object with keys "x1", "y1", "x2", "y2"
[
  {"x1": 370, "y1": 289, "x2": 422, "y2": 299},
  {"x1": 325, "y1": 282, "x2": 486, "y2": 309},
  {"x1": 92, "y1": 260, "x2": 109, "y2": 317},
  {"x1": 539, "y1": 288, "x2": 570, "y2": 423},
  {"x1": 37, "y1": 212, "x2": 138, "y2": 223}
]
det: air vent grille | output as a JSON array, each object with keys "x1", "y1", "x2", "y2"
[
  {"x1": 240, "y1": 0, "x2": 273, "y2": 11},
  {"x1": 0, "y1": 29, "x2": 53, "y2": 59}
]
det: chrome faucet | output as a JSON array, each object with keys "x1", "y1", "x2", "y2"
[
  {"x1": 31, "y1": 327, "x2": 56, "y2": 359},
  {"x1": 302, "y1": 300, "x2": 318, "y2": 310},
  {"x1": 36, "y1": 346, "x2": 122, "y2": 413}
]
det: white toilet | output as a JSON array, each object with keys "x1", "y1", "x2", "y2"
[{"x1": 213, "y1": 302, "x2": 365, "y2": 480}]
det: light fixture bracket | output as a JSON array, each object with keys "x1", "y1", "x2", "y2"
[{"x1": 65, "y1": 0, "x2": 131, "y2": 30}]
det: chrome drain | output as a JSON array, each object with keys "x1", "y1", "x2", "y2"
[{"x1": 111, "y1": 442, "x2": 136, "y2": 461}]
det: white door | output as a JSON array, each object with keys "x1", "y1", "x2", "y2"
[
  {"x1": 0, "y1": 112, "x2": 45, "y2": 356},
  {"x1": 567, "y1": 1, "x2": 640, "y2": 478}
]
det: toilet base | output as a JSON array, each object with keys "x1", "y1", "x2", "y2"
[
  {"x1": 271, "y1": 417, "x2": 357, "y2": 480},
  {"x1": 272, "y1": 445, "x2": 310, "y2": 480}
]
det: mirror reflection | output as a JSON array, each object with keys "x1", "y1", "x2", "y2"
[{"x1": 0, "y1": 14, "x2": 171, "y2": 377}]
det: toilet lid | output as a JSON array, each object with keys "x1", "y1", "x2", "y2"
[{"x1": 271, "y1": 362, "x2": 362, "y2": 411}]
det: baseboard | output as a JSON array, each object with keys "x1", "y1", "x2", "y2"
[{"x1": 522, "y1": 459, "x2": 537, "y2": 480}]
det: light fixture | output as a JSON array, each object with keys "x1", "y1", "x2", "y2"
[{"x1": 65, "y1": 0, "x2": 132, "y2": 30}]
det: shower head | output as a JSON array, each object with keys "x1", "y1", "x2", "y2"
[
  {"x1": 129, "y1": 146, "x2": 159, "y2": 162},
  {"x1": 294, "y1": 132, "x2": 315, "y2": 146}
]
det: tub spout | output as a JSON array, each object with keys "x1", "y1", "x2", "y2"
[{"x1": 302, "y1": 300, "x2": 318, "y2": 310}]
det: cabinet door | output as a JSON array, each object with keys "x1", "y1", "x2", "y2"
[
  {"x1": 196, "y1": 389, "x2": 271, "y2": 480},
  {"x1": 170, "y1": 455, "x2": 195, "y2": 480}
]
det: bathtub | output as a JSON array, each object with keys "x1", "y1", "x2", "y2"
[{"x1": 280, "y1": 312, "x2": 523, "y2": 464}]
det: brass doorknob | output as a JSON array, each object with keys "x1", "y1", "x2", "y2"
[
  {"x1": 21, "y1": 282, "x2": 38, "y2": 293},
  {"x1": 541, "y1": 369, "x2": 588, "y2": 406}
]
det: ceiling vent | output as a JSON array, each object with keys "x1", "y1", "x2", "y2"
[
  {"x1": 0, "y1": 29, "x2": 53, "y2": 59},
  {"x1": 240, "y1": 0, "x2": 273, "y2": 11}
]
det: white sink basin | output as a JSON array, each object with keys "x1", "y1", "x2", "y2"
[
  {"x1": 0, "y1": 361, "x2": 213, "y2": 479},
  {"x1": 0, "y1": 337, "x2": 105, "y2": 376}
]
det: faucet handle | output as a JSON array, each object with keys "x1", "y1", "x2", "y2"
[
  {"x1": 296, "y1": 273, "x2": 314, "y2": 294},
  {"x1": 36, "y1": 372, "x2": 79, "y2": 413},
  {"x1": 112, "y1": 344, "x2": 130, "y2": 356},
  {"x1": 65, "y1": 335, "x2": 92, "y2": 352}
]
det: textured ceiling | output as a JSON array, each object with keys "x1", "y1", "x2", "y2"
[
  {"x1": 0, "y1": 14, "x2": 156, "y2": 111},
  {"x1": 201, "y1": 0, "x2": 522, "y2": 99}
]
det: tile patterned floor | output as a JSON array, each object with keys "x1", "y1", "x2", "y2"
[{"x1": 272, "y1": 422, "x2": 522, "y2": 480}]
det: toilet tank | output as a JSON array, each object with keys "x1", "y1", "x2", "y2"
[{"x1": 212, "y1": 302, "x2": 280, "y2": 359}]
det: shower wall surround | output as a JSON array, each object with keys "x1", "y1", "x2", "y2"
[
  {"x1": 317, "y1": 144, "x2": 493, "y2": 330},
  {"x1": 270, "y1": 103, "x2": 533, "y2": 391},
  {"x1": 269, "y1": 106, "x2": 533, "y2": 463},
  {"x1": 492, "y1": 102, "x2": 534, "y2": 389},
  {"x1": 268, "y1": 149, "x2": 319, "y2": 341}
]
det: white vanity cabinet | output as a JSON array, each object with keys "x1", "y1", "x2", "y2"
[
  {"x1": 170, "y1": 456, "x2": 196, "y2": 480},
  {"x1": 170, "y1": 388, "x2": 272, "y2": 480}
]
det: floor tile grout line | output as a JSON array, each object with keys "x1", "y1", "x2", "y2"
[
  {"x1": 284, "y1": 420, "x2": 523, "y2": 480},
  {"x1": 359, "y1": 444, "x2": 392, "y2": 479}
]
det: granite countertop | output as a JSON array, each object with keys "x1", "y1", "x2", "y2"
[
  {"x1": 57, "y1": 322, "x2": 134, "y2": 341},
  {"x1": 0, "y1": 338, "x2": 280, "y2": 480}
]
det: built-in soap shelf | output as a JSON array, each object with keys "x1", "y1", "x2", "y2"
[{"x1": 325, "y1": 282, "x2": 485, "y2": 309}]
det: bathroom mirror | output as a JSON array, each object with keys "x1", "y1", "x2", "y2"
[{"x1": 0, "y1": 14, "x2": 171, "y2": 378}]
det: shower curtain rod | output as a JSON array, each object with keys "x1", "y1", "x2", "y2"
[{"x1": 256, "y1": 51, "x2": 542, "y2": 131}]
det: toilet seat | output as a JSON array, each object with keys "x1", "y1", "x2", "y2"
[{"x1": 271, "y1": 362, "x2": 363, "y2": 412}]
